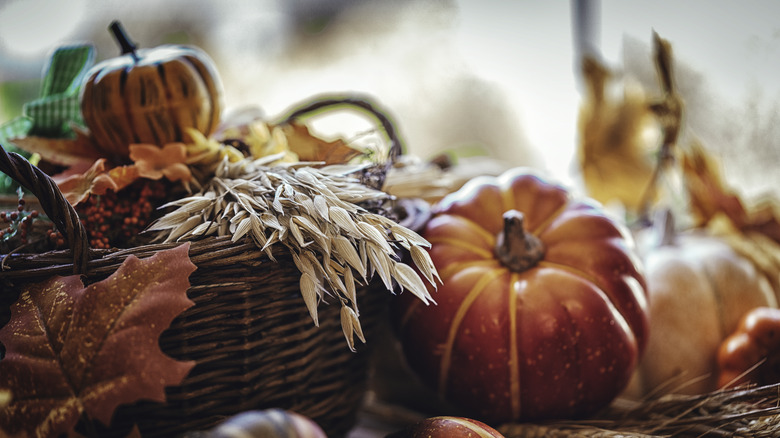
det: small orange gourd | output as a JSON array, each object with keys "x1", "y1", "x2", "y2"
[
  {"x1": 717, "y1": 306, "x2": 780, "y2": 389},
  {"x1": 80, "y1": 21, "x2": 223, "y2": 162}
]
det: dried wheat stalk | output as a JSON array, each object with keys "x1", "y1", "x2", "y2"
[{"x1": 148, "y1": 154, "x2": 440, "y2": 350}]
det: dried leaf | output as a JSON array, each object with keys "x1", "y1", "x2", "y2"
[
  {"x1": 682, "y1": 141, "x2": 750, "y2": 229},
  {"x1": 280, "y1": 121, "x2": 364, "y2": 165},
  {"x1": 56, "y1": 158, "x2": 119, "y2": 205},
  {"x1": 682, "y1": 142, "x2": 780, "y2": 296},
  {"x1": 0, "y1": 244, "x2": 196, "y2": 437},
  {"x1": 105, "y1": 165, "x2": 141, "y2": 192},
  {"x1": 129, "y1": 143, "x2": 192, "y2": 182},
  {"x1": 9, "y1": 130, "x2": 103, "y2": 167}
]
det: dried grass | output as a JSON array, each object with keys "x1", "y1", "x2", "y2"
[{"x1": 498, "y1": 384, "x2": 780, "y2": 437}]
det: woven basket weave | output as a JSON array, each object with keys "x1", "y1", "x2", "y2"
[{"x1": 0, "y1": 99, "x2": 406, "y2": 437}]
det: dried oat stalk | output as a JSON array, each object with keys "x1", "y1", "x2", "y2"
[{"x1": 148, "y1": 154, "x2": 440, "y2": 351}]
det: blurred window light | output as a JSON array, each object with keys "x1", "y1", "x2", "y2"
[{"x1": 0, "y1": 0, "x2": 87, "y2": 58}]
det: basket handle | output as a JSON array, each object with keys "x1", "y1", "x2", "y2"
[
  {"x1": 0, "y1": 145, "x2": 89, "y2": 274},
  {"x1": 279, "y1": 95, "x2": 403, "y2": 190}
]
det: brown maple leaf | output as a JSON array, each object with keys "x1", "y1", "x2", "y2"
[
  {"x1": 9, "y1": 126, "x2": 104, "y2": 168},
  {"x1": 281, "y1": 122, "x2": 365, "y2": 165},
  {"x1": 0, "y1": 243, "x2": 197, "y2": 438}
]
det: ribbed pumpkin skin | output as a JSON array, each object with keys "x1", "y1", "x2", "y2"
[
  {"x1": 80, "y1": 45, "x2": 223, "y2": 161},
  {"x1": 392, "y1": 168, "x2": 649, "y2": 423}
]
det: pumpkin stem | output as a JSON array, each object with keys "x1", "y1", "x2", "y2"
[
  {"x1": 495, "y1": 210, "x2": 545, "y2": 272},
  {"x1": 109, "y1": 20, "x2": 139, "y2": 62},
  {"x1": 655, "y1": 207, "x2": 676, "y2": 246}
]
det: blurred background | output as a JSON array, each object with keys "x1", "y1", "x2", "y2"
[{"x1": 0, "y1": 0, "x2": 778, "y2": 197}]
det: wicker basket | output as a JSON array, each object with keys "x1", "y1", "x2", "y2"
[{"x1": 0, "y1": 99, "x2": 408, "y2": 437}]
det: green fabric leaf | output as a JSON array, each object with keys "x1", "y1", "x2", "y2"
[{"x1": 24, "y1": 44, "x2": 95, "y2": 138}]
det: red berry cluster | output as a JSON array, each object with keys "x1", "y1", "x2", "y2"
[
  {"x1": 74, "y1": 179, "x2": 171, "y2": 249},
  {"x1": 1, "y1": 198, "x2": 37, "y2": 244},
  {"x1": 0, "y1": 196, "x2": 66, "y2": 252}
]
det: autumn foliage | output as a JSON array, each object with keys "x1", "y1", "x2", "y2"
[{"x1": 0, "y1": 243, "x2": 196, "y2": 437}]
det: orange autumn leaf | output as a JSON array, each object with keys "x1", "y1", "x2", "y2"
[
  {"x1": 57, "y1": 158, "x2": 119, "y2": 205},
  {"x1": 682, "y1": 141, "x2": 750, "y2": 230},
  {"x1": 129, "y1": 143, "x2": 192, "y2": 182},
  {"x1": 281, "y1": 122, "x2": 365, "y2": 165},
  {"x1": 682, "y1": 141, "x2": 780, "y2": 296},
  {"x1": 107, "y1": 164, "x2": 141, "y2": 192},
  {"x1": 0, "y1": 243, "x2": 196, "y2": 438}
]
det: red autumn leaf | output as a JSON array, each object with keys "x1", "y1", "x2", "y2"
[{"x1": 0, "y1": 243, "x2": 197, "y2": 438}]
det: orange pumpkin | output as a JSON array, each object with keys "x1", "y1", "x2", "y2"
[
  {"x1": 80, "y1": 21, "x2": 223, "y2": 162},
  {"x1": 392, "y1": 168, "x2": 649, "y2": 422}
]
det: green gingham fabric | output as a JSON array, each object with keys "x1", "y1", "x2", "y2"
[
  {"x1": 22, "y1": 94, "x2": 83, "y2": 137},
  {"x1": 3, "y1": 44, "x2": 95, "y2": 140},
  {"x1": 0, "y1": 44, "x2": 94, "y2": 193},
  {"x1": 40, "y1": 45, "x2": 95, "y2": 97}
]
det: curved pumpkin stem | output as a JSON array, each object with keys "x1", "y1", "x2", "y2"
[
  {"x1": 495, "y1": 210, "x2": 545, "y2": 272},
  {"x1": 109, "y1": 20, "x2": 140, "y2": 62}
]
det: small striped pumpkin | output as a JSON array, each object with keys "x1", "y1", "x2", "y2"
[
  {"x1": 80, "y1": 21, "x2": 223, "y2": 162},
  {"x1": 391, "y1": 168, "x2": 649, "y2": 422}
]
